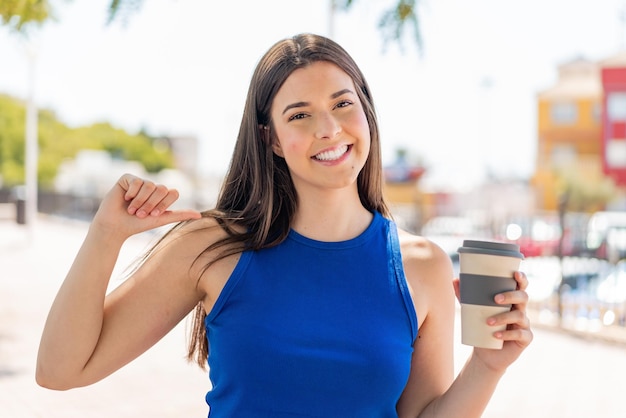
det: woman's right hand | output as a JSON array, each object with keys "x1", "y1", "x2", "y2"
[
  {"x1": 37, "y1": 174, "x2": 204, "y2": 390},
  {"x1": 93, "y1": 173, "x2": 202, "y2": 240}
]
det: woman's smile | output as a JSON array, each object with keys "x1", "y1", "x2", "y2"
[{"x1": 312, "y1": 144, "x2": 352, "y2": 163}]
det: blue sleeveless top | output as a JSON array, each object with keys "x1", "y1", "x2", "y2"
[{"x1": 204, "y1": 212, "x2": 418, "y2": 417}]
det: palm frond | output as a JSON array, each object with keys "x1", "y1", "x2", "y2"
[{"x1": 378, "y1": 0, "x2": 423, "y2": 55}]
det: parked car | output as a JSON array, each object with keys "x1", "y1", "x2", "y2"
[
  {"x1": 499, "y1": 214, "x2": 561, "y2": 258},
  {"x1": 499, "y1": 212, "x2": 591, "y2": 258}
]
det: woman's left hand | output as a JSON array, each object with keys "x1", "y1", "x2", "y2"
[
  {"x1": 473, "y1": 271, "x2": 534, "y2": 372},
  {"x1": 452, "y1": 270, "x2": 533, "y2": 373}
]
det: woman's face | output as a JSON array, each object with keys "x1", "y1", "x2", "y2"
[{"x1": 269, "y1": 61, "x2": 370, "y2": 194}]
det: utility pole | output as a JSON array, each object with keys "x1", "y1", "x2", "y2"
[
  {"x1": 24, "y1": 41, "x2": 38, "y2": 236},
  {"x1": 329, "y1": 0, "x2": 336, "y2": 39},
  {"x1": 556, "y1": 189, "x2": 570, "y2": 327}
]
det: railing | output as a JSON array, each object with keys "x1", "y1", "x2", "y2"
[
  {"x1": 0, "y1": 188, "x2": 101, "y2": 223},
  {"x1": 524, "y1": 255, "x2": 626, "y2": 344}
]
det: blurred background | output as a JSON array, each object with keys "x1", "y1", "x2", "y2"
[{"x1": 1, "y1": 0, "x2": 626, "y2": 417}]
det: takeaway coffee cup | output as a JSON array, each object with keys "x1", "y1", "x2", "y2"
[{"x1": 458, "y1": 240, "x2": 524, "y2": 349}]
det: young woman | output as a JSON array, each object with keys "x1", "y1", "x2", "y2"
[{"x1": 37, "y1": 33, "x2": 533, "y2": 417}]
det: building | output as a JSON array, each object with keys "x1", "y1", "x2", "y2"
[
  {"x1": 533, "y1": 54, "x2": 625, "y2": 212},
  {"x1": 158, "y1": 135, "x2": 199, "y2": 182},
  {"x1": 600, "y1": 52, "x2": 626, "y2": 186},
  {"x1": 383, "y1": 149, "x2": 425, "y2": 232}
]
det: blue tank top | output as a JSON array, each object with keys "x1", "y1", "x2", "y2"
[{"x1": 204, "y1": 212, "x2": 418, "y2": 417}]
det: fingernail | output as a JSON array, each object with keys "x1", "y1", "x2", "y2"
[
  {"x1": 487, "y1": 317, "x2": 496, "y2": 325},
  {"x1": 136, "y1": 210, "x2": 146, "y2": 218},
  {"x1": 151, "y1": 209, "x2": 160, "y2": 216},
  {"x1": 495, "y1": 294, "x2": 505, "y2": 303},
  {"x1": 128, "y1": 206, "x2": 137, "y2": 215}
]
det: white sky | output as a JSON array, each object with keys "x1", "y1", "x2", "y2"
[{"x1": 0, "y1": 0, "x2": 624, "y2": 191}]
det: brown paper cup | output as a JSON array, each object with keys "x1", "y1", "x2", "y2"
[{"x1": 458, "y1": 240, "x2": 523, "y2": 349}]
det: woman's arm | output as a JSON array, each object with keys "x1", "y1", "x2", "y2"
[
  {"x1": 36, "y1": 174, "x2": 202, "y2": 389},
  {"x1": 396, "y1": 236, "x2": 457, "y2": 416},
  {"x1": 397, "y1": 234, "x2": 533, "y2": 417}
]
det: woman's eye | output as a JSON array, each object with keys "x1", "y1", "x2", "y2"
[
  {"x1": 288, "y1": 112, "x2": 307, "y2": 122},
  {"x1": 335, "y1": 100, "x2": 353, "y2": 109}
]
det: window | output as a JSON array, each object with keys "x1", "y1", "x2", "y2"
[
  {"x1": 550, "y1": 102, "x2": 577, "y2": 124},
  {"x1": 606, "y1": 139, "x2": 626, "y2": 168},
  {"x1": 607, "y1": 92, "x2": 626, "y2": 121}
]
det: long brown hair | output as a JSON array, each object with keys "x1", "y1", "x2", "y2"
[{"x1": 186, "y1": 33, "x2": 391, "y2": 368}]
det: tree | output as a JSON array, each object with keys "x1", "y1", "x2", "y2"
[
  {"x1": 552, "y1": 166, "x2": 616, "y2": 326},
  {"x1": 0, "y1": 94, "x2": 27, "y2": 185},
  {"x1": 554, "y1": 167, "x2": 616, "y2": 213},
  {"x1": 0, "y1": 0, "x2": 51, "y2": 33},
  {"x1": 2, "y1": 0, "x2": 424, "y2": 53},
  {"x1": 331, "y1": 0, "x2": 422, "y2": 53},
  {"x1": 0, "y1": 94, "x2": 174, "y2": 188}
]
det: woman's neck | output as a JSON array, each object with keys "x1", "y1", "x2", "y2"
[{"x1": 291, "y1": 187, "x2": 373, "y2": 242}]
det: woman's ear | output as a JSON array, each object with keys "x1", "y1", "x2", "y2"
[
  {"x1": 260, "y1": 124, "x2": 284, "y2": 157},
  {"x1": 271, "y1": 139, "x2": 284, "y2": 157}
]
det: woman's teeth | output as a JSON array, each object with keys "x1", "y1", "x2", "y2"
[{"x1": 313, "y1": 145, "x2": 349, "y2": 161}]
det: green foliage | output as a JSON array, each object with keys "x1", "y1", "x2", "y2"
[
  {"x1": 333, "y1": 0, "x2": 423, "y2": 54},
  {"x1": 0, "y1": 94, "x2": 175, "y2": 188},
  {"x1": 0, "y1": 95, "x2": 26, "y2": 185},
  {"x1": 0, "y1": 0, "x2": 53, "y2": 33},
  {"x1": 72, "y1": 122, "x2": 174, "y2": 173},
  {"x1": 107, "y1": 0, "x2": 144, "y2": 25},
  {"x1": 378, "y1": 0, "x2": 422, "y2": 54},
  {"x1": 3, "y1": 1, "x2": 424, "y2": 52},
  {"x1": 332, "y1": 0, "x2": 356, "y2": 11},
  {"x1": 555, "y1": 166, "x2": 617, "y2": 212}
]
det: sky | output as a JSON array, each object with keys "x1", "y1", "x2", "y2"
[{"x1": 0, "y1": 0, "x2": 624, "y2": 191}]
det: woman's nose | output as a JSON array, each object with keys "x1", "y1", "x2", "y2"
[{"x1": 314, "y1": 113, "x2": 341, "y2": 139}]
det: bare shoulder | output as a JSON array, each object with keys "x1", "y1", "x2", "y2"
[
  {"x1": 396, "y1": 227, "x2": 454, "y2": 275},
  {"x1": 396, "y1": 227, "x2": 455, "y2": 324},
  {"x1": 160, "y1": 215, "x2": 238, "y2": 256},
  {"x1": 165, "y1": 215, "x2": 245, "y2": 312},
  {"x1": 142, "y1": 216, "x2": 239, "y2": 286},
  {"x1": 170, "y1": 214, "x2": 227, "y2": 237}
]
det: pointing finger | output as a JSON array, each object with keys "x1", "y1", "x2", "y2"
[{"x1": 514, "y1": 271, "x2": 528, "y2": 291}]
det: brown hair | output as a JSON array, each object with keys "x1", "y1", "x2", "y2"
[{"x1": 186, "y1": 33, "x2": 391, "y2": 368}]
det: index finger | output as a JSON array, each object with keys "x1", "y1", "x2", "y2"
[
  {"x1": 514, "y1": 271, "x2": 529, "y2": 291},
  {"x1": 117, "y1": 174, "x2": 144, "y2": 201}
]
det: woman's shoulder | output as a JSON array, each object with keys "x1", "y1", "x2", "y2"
[
  {"x1": 175, "y1": 214, "x2": 225, "y2": 234},
  {"x1": 395, "y1": 226, "x2": 456, "y2": 327},
  {"x1": 171, "y1": 210, "x2": 250, "y2": 235},
  {"x1": 396, "y1": 227, "x2": 451, "y2": 265},
  {"x1": 395, "y1": 226, "x2": 455, "y2": 286},
  {"x1": 164, "y1": 214, "x2": 245, "y2": 251},
  {"x1": 173, "y1": 215, "x2": 247, "y2": 311}
]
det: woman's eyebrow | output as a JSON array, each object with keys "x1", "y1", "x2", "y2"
[
  {"x1": 282, "y1": 101, "x2": 308, "y2": 115},
  {"x1": 281, "y1": 89, "x2": 355, "y2": 115},
  {"x1": 330, "y1": 88, "x2": 354, "y2": 99}
]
